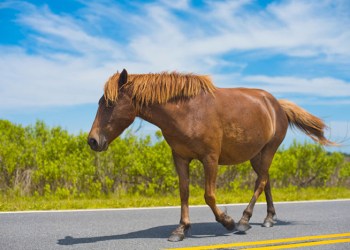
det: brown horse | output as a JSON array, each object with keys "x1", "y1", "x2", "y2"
[{"x1": 88, "y1": 69, "x2": 333, "y2": 242}]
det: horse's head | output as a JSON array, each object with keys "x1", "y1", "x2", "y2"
[{"x1": 88, "y1": 69, "x2": 136, "y2": 151}]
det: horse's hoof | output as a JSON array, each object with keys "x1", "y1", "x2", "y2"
[
  {"x1": 236, "y1": 220, "x2": 251, "y2": 232},
  {"x1": 168, "y1": 233, "x2": 185, "y2": 242},
  {"x1": 216, "y1": 213, "x2": 235, "y2": 231},
  {"x1": 168, "y1": 224, "x2": 190, "y2": 242},
  {"x1": 262, "y1": 217, "x2": 275, "y2": 228},
  {"x1": 224, "y1": 220, "x2": 235, "y2": 231},
  {"x1": 221, "y1": 218, "x2": 235, "y2": 231},
  {"x1": 262, "y1": 220, "x2": 273, "y2": 228}
]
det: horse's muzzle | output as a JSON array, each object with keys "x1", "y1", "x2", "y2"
[{"x1": 88, "y1": 135, "x2": 108, "y2": 152}]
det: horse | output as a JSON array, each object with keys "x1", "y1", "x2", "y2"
[{"x1": 88, "y1": 69, "x2": 334, "y2": 242}]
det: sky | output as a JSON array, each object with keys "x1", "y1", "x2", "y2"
[{"x1": 0, "y1": 0, "x2": 350, "y2": 153}]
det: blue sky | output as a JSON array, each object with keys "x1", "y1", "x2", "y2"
[{"x1": 1, "y1": 0, "x2": 350, "y2": 153}]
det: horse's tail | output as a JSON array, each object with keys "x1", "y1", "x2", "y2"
[{"x1": 278, "y1": 99, "x2": 335, "y2": 146}]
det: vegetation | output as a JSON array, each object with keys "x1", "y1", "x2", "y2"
[
  {"x1": 0, "y1": 119, "x2": 349, "y2": 211},
  {"x1": 2, "y1": 187, "x2": 350, "y2": 211}
]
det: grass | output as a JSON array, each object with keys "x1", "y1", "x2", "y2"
[{"x1": 0, "y1": 186, "x2": 349, "y2": 212}]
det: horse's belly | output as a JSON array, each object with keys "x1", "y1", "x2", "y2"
[
  {"x1": 218, "y1": 143, "x2": 264, "y2": 165},
  {"x1": 218, "y1": 128, "x2": 271, "y2": 165}
]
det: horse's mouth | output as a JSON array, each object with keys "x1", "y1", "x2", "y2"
[
  {"x1": 88, "y1": 137, "x2": 109, "y2": 152},
  {"x1": 92, "y1": 143, "x2": 108, "y2": 152}
]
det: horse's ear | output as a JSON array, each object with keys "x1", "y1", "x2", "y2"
[{"x1": 118, "y1": 69, "x2": 128, "y2": 87}]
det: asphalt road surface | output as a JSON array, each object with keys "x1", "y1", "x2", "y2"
[{"x1": 0, "y1": 199, "x2": 349, "y2": 250}]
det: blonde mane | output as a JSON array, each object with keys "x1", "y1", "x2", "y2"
[{"x1": 104, "y1": 72, "x2": 216, "y2": 108}]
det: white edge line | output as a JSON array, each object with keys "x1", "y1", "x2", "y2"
[{"x1": 1, "y1": 199, "x2": 349, "y2": 214}]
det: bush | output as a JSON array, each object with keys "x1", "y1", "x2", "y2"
[
  {"x1": 0, "y1": 119, "x2": 348, "y2": 198},
  {"x1": 270, "y1": 141, "x2": 345, "y2": 188}
]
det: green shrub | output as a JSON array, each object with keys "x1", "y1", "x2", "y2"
[
  {"x1": 270, "y1": 141, "x2": 345, "y2": 188},
  {"x1": 0, "y1": 119, "x2": 349, "y2": 199}
]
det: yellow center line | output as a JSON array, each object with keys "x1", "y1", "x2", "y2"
[
  {"x1": 165, "y1": 232, "x2": 350, "y2": 250},
  {"x1": 244, "y1": 238, "x2": 350, "y2": 249}
]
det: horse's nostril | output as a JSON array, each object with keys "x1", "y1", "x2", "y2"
[{"x1": 88, "y1": 138, "x2": 98, "y2": 149}]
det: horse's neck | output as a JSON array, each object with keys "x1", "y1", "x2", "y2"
[{"x1": 137, "y1": 104, "x2": 178, "y2": 132}]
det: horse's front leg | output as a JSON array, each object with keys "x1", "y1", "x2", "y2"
[
  {"x1": 203, "y1": 155, "x2": 235, "y2": 231},
  {"x1": 168, "y1": 153, "x2": 191, "y2": 242}
]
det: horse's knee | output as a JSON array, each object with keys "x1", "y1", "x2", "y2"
[{"x1": 204, "y1": 193, "x2": 216, "y2": 206}]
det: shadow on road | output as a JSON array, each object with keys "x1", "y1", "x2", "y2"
[{"x1": 57, "y1": 220, "x2": 294, "y2": 246}]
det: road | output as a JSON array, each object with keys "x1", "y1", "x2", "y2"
[{"x1": 0, "y1": 200, "x2": 349, "y2": 250}]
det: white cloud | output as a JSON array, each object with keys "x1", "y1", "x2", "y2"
[
  {"x1": 168, "y1": 0, "x2": 348, "y2": 59},
  {"x1": 16, "y1": 5, "x2": 125, "y2": 61},
  {"x1": 0, "y1": 49, "x2": 111, "y2": 107},
  {"x1": 119, "y1": 0, "x2": 350, "y2": 73},
  {"x1": 0, "y1": 0, "x2": 350, "y2": 108},
  {"x1": 241, "y1": 75, "x2": 350, "y2": 97},
  {"x1": 159, "y1": 0, "x2": 189, "y2": 10}
]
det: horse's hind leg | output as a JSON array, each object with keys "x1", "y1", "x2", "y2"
[
  {"x1": 237, "y1": 145, "x2": 277, "y2": 232},
  {"x1": 203, "y1": 155, "x2": 235, "y2": 231},
  {"x1": 262, "y1": 177, "x2": 277, "y2": 227},
  {"x1": 168, "y1": 152, "x2": 191, "y2": 242}
]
